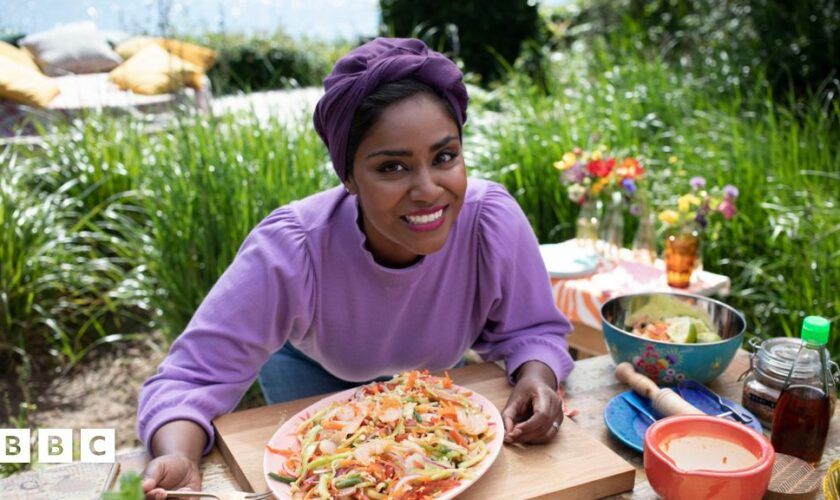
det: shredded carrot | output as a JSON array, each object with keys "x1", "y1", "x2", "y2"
[
  {"x1": 406, "y1": 370, "x2": 418, "y2": 390},
  {"x1": 449, "y1": 428, "x2": 468, "y2": 447},
  {"x1": 265, "y1": 445, "x2": 295, "y2": 457},
  {"x1": 321, "y1": 420, "x2": 344, "y2": 430},
  {"x1": 442, "y1": 370, "x2": 453, "y2": 388}
]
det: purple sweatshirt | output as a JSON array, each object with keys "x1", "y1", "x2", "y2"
[{"x1": 137, "y1": 179, "x2": 574, "y2": 454}]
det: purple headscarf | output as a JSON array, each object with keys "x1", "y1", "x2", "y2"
[{"x1": 313, "y1": 37, "x2": 469, "y2": 181}]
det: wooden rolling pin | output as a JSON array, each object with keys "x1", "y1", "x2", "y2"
[{"x1": 615, "y1": 362, "x2": 705, "y2": 417}]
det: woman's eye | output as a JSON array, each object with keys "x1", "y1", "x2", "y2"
[
  {"x1": 378, "y1": 162, "x2": 405, "y2": 173},
  {"x1": 435, "y1": 151, "x2": 459, "y2": 164}
]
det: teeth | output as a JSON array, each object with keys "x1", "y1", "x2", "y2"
[{"x1": 405, "y1": 209, "x2": 443, "y2": 225}]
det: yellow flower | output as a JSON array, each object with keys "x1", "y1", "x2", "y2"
[
  {"x1": 659, "y1": 210, "x2": 680, "y2": 224},
  {"x1": 657, "y1": 358, "x2": 669, "y2": 369},
  {"x1": 592, "y1": 176, "x2": 610, "y2": 194},
  {"x1": 553, "y1": 152, "x2": 577, "y2": 171},
  {"x1": 668, "y1": 155, "x2": 679, "y2": 164},
  {"x1": 678, "y1": 194, "x2": 701, "y2": 213},
  {"x1": 591, "y1": 150, "x2": 603, "y2": 161}
]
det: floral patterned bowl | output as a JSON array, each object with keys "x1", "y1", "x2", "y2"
[{"x1": 600, "y1": 292, "x2": 746, "y2": 385}]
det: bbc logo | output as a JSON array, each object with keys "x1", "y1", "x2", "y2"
[{"x1": 0, "y1": 429, "x2": 115, "y2": 463}]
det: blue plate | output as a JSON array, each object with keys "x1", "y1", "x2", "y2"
[
  {"x1": 604, "y1": 387, "x2": 763, "y2": 453},
  {"x1": 538, "y1": 243, "x2": 599, "y2": 279}
]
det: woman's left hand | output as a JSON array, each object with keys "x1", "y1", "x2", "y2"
[{"x1": 501, "y1": 361, "x2": 563, "y2": 444}]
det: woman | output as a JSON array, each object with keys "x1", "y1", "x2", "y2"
[{"x1": 139, "y1": 38, "x2": 574, "y2": 498}]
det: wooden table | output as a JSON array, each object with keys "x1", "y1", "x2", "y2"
[{"x1": 114, "y1": 350, "x2": 839, "y2": 498}]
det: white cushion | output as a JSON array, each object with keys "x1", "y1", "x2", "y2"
[{"x1": 20, "y1": 21, "x2": 122, "y2": 76}]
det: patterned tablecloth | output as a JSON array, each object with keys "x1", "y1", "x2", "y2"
[{"x1": 543, "y1": 239, "x2": 731, "y2": 330}]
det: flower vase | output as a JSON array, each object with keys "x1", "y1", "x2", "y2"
[
  {"x1": 575, "y1": 198, "x2": 601, "y2": 253},
  {"x1": 600, "y1": 191, "x2": 625, "y2": 265},
  {"x1": 664, "y1": 226, "x2": 702, "y2": 288},
  {"x1": 631, "y1": 209, "x2": 657, "y2": 265}
]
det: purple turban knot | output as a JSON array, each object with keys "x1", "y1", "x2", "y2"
[{"x1": 313, "y1": 37, "x2": 469, "y2": 181}]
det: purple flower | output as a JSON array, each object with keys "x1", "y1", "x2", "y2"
[
  {"x1": 629, "y1": 204, "x2": 641, "y2": 216},
  {"x1": 724, "y1": 184, "x2": 739, "y2": 199},
  {"x1": 666, "y1": 353, "x2": 679, "y2": 364},
  {"x1": 695, "y1": 213, "x2": 708, "y2": 228},
  {"x1": 562, "y1": 163, "x2": 587, "y2": 184},
  {"x1": 621, "y1": 178, "x2": 637, "y2": 195},
  {"x1": 690, "y1": 176, "x2": 706, "y2": 190},
  {"x1": 718, "y1": 198, "x2": 737, "y2": 220}
]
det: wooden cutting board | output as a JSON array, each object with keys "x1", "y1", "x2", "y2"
[{"x1": 214, "y1": 363, "x2": 635, "y2": 499}]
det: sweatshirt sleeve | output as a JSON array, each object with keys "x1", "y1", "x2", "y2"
[
  {"x1": 136, "y1": 207, "x2": 316, "y2": 455},
  {"x1": 470, "y1": 183, "x2": 575, "y2": 387}
]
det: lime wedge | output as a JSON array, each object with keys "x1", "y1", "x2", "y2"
[
  {"x1": 697, "y1": 331, "x2": 723, "y2": 343},
  {"x1": 666, "y1": 317, "x2": 697, "y2": 343}
]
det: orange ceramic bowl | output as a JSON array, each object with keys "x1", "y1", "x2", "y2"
[{"x1": 644, "y1": 415, "x2": 775, "y2": 500}]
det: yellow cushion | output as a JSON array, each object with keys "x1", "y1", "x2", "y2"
[
  {"x1": 0, "y1": 55, "x2": 60, "y2": 108},
  {"x1": 109, "y1": 43, "x2": 204, "y2": 95},
  {"x1": 114, "y1": 36, "x2": 158, "y2": 60},
  {"x1": 157, "y1": 39, "x2": 216, "y2": 71},
  {"x1": 115, "y1": 37, "x2": 216, "y2": 71},
  {"x1": 0, "y1": 41, "x2": 40, "y2": 72}
]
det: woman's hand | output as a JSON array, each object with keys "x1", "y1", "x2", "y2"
[
  {"x1": 142, "y1": 419, "x2": 207, "y2": 499},
  {"x1": 502, "y1": 361, "x2": 563, "y2": 444},
  {"x1": 142, "y1": 453, "x2": 202, "y2": 500}
]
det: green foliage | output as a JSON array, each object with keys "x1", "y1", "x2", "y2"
[
  {"x1": 549, "y1": 0, "x2": 840, "y2": 101},
  {"x1": 0, "y1": 145, "x2": 147, "y2": 373},
  {"x1": 468, "y1": 31, "x2": 840, "y2": 348},
  {"x1": 379, "y1": 0, "x2": 542, "y2": 84},
  {"x1": 102, "y1": 471, "x2": 144, "y2": 500},
  {"x1": 196, "y1": 32, "x2": 348, "y2": 95}
]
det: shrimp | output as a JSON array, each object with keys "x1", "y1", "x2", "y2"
[{"x1": 457, "y1": 408, "x2": 488, "y2": 435}]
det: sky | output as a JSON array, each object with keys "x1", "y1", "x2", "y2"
[{"x1": 2, "y1": 0, "x2": 569, "y2": 41}]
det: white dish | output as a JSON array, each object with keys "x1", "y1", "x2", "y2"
[{"x1": 539, "y1": 243, "x2": 599, "y2": 279}]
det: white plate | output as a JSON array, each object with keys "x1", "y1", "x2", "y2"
[
  {"x1": 263, "y1": 382, "x2": 504, "y2": 500},
  {"x1": 539, "y1": 243, "x2": 599, "y2": 279}
]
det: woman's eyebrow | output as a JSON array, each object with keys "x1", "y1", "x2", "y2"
[
  {"x1": 365, "y1": 135, "x2": 459, "y2": 160},
  {"x1": 366, "y1": 148, "x2": 411, "y2": 159},
  {"x1": 430, "y1": 134, "x2": 458, "y2": 151}
]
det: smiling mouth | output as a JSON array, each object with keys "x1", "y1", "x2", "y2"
[{"x1": 401, "y1": 206, "x2": 447, "y2": 230}]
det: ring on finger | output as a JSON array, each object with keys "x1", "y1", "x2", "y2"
[{"x1": 551, "y1": 421, "x2": 561, "y2": 430}]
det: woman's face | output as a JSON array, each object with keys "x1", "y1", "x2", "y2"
[{"x1": 346, "y1": 93, "x2": 467, "y2": 267}]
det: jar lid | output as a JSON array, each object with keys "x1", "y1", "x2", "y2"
[{"x1": 758, "y1": 337, "x2": 821, "y2": 382}]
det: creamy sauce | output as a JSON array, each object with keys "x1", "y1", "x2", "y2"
[{"x1": 660, "y1": 435, "x2": 758, "y2": 471}]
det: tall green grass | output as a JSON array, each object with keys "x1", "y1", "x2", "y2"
[
  {"x1": 12, "y1": 109, "x2": 332, "y2": 348},
  {"x1": 138, "y1": 112, "x2": 332, "y2": 336},
  {"x1": 0, "y1": 146, "x2": 146, "y2": 373},
  {"x1": 468, "y1": 38, "x2": 840, "y2": 344}
]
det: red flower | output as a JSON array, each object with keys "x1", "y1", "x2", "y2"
[{"x1": 587, "y1": 158, "x2": 615, "y2": 177}]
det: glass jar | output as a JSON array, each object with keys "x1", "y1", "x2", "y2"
[
  {"x1": 631, "y1": 208, "x2": 657, "y2": 264},
  {"x1": 600, "y1": 191, "x2": 625, "y2": 264},
  {"x1": 741, "y1": 336, "x2": 837, "y2": 429},
  {"x1": 575, "y1": 197, "x2": 601, "y2": 253}
]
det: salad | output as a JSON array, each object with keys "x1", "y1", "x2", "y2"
[
  {"x1": 624, "y1": 295, "x2": 720, "y2": 344},
  {"x1": 266, "y1": 370, "x2": 496, "y2": 500}
]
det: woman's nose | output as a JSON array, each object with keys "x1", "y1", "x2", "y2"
[{"x1": 409, "y1": 166, "x2": 442, "y2": 201}]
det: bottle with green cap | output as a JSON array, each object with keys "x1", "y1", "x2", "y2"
[{"x1": 771, "y1": 316, "x2": 834, "y2": 466}]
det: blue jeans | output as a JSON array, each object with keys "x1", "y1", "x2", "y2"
[{"x1": 258, "y1": 343, "x2": 465, "y2": 404}]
